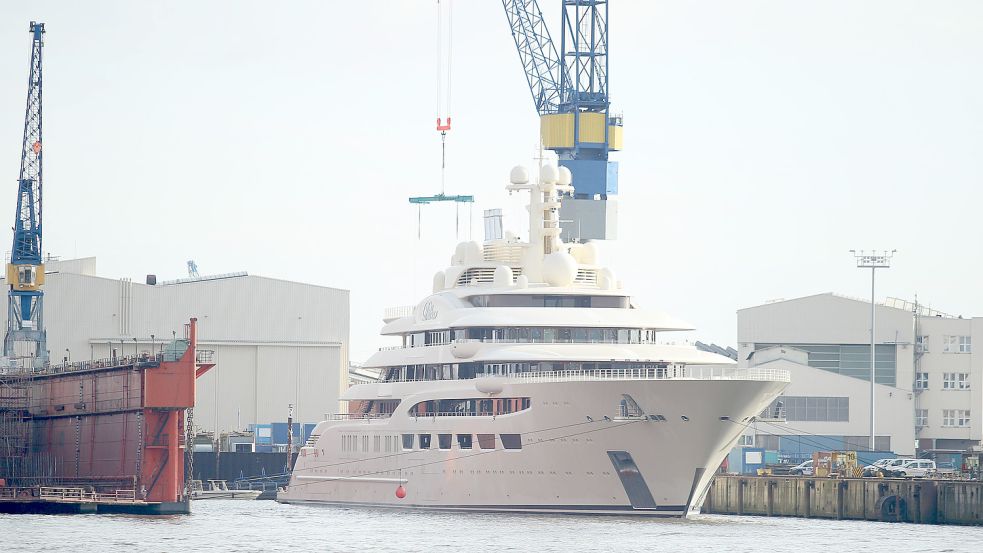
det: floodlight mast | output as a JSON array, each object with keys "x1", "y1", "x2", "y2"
[{"x1": 850, "y1": 249, "x2": 896, "y2": 453}]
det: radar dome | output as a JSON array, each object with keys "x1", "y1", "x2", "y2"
[
  {"x1": 542, "y1": 251, "x2": 578, "y2": 287},
  {"x1": 580, "y1": 241, "x2": 599, "y2": 265},
  {"x1": 510, "y1": 165, "x2": 529, "y2": 185},
  {"x1": 454, "y1": 241, "x2": 483, "y2": 264},
  {"x1": 540, "y1": 164, "x2": 559, "y2": 185},
  {"x1": 558, "y1": 166, "x2": 572, "y2": 186},
  {"x1": 493, "y1": 265, "x2": 514, "y2": 287}
]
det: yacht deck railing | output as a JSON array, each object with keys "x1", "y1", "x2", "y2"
[
  {"x1": 320, "y1": 413, "x2": 393, "y2": 422},
  {"x1": 505, "y1": 367, "x2": 790, "y2": 383},
  {"x1": 375, "y1": 367, "x2": 790, "y2": 384}
]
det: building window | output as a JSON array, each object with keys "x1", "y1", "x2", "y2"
[
  {"x1": 943, "y1": 409, "x2": 971, "y2": 427},
  {"x1": 914, "y1": 372, "x2": 929, "y2": 390},
  {"x1": 739, "y1": 434, "x2": 754, "y2": 447},
  {"x1": 753, "y1": 343, "x2": 897, "y2": 386},
  {"x1": 401, "y1": 434, "x2": 414, "y2": 450},
  {"x1": 915, "y1": 409, "x2": 928, "y2": 427},
  {"x1": 755, "y1": 434, "x2": 780, "y2": 451},
  {"x1": 943, "y1": 335, "x2": 972, "y2": 353},
  {"x1": 457, "y1": 434, "x2": 473, "y2": 449},
  {"x1": 943, "y1": 373, "x2": 971, "y2": 390},
  {"x1": 763, "y1": 396, "x2": 849, "y2": 422},
  {"x1": 916, "y1": 335, "x2": 928, "y2": 353}
]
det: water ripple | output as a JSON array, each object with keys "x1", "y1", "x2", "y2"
[{"x1": 2, "y1": 501, "x2": 982, "y2": 553}]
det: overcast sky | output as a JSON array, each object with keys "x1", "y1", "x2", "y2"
[{"x1": 0, "y1": 1, "x2": 980, "y2": 362}]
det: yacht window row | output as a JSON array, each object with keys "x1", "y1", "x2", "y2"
[
  {"x1": 408, "y1": 397, "x2": 532, "y2": 417},
  {"x1": 403, "y1": 327, "x2": 658, "y2": 348},
  {"x1": 340, "y1": 433, "x2": 522, "y2": 453},
  {"x1": 404, "y1": 433, "x2": 522, "y2": 451},
  {"x1": 383, "y1": 361, "x2": 671, "y2": 382},
  {"x1": 467, "y1": 294, "x2": 630, "y2": 309}
]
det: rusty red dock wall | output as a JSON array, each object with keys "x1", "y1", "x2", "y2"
[{"x1": 2, "y1": 318, "x2": 205, "y2": 507}]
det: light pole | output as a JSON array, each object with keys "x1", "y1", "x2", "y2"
[{"x1": 851, "y1": 249, "x2": 896, "y2": 452}]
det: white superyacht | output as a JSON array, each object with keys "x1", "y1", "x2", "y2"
[{"x1": 279, "y1": 164, "x2": 788, "y2": 516}]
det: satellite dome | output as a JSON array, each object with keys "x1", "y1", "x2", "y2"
[
  {"x1": 510, "y1": 165, "x2": 529, "y2": 185},
  {"x1": 542, "y1": 251, "x2": 577, "y2": 287},
  {"x1": 540, "y1": 164, "x2": 559, "y2": 185},
  {"x1": 558, "y1": 166, "x2": 572, "y2": 186}
]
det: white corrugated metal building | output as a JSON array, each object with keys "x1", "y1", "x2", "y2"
[
  {"x1": 1, "y1": 257, "x2": 349, "y2": 434},
  {"x1": 738, "y1": 293, "x2": 981, "y2": 463}
]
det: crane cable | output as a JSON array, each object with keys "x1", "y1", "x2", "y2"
[{"x1": 436, "y1": 0, "x2": 457, "y2": 239}]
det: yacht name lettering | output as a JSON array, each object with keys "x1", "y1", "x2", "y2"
[{"x1": 421, "y1": 302, "x2": 438, "y2": 320}]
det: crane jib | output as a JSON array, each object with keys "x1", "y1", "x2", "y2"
[{"x1": 4, "y1": 21, "x2": 48, "y2": 367}]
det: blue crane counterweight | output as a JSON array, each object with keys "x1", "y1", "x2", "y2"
[
  {"x1": 4, "y1": 22, "x2": 48, "y2": 367},
  {"x1": 503, "y1": 0, "x2": 622, "y2": 241}
]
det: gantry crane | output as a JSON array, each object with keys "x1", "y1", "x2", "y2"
[
  {"x1": 4, "y1": 22, "x2": 48, "y2": 367},
  {"x1": 502, "y1": 0, "x2": 622, "y2": 241}
]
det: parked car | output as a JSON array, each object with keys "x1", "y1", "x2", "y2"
[
  {"x1": 886, "y1": 459, "x2": 936, "y2": 478},
  {"x1": 789, "y1": 460, "x2": 814, "y2": 476},
  {"x1": 862, "y1": 458, "x2": 904, "y2": 477}
]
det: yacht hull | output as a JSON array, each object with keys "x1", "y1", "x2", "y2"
[{"x1": 278, "y1": 377, "x2": 786, "y2": 516}]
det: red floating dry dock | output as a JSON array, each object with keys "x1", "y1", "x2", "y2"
[{"x1": 0, "y1": 318, "x2": 213, "y2": 514}]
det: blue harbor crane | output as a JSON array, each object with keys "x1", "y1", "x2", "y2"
[
  {"x1": 502, "y1": 0, "x2": 622, "y2": 240},
  {"x1": 4, "y1": 22, "x2": 48, "y2": 367}
]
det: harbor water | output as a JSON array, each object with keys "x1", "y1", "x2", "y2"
[{"x1": 3, "y1": 501, "x2": 982, "y2": 552}]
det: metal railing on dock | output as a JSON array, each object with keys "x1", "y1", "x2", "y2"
[{"x1": 0, "y1": 486, "x2": 143, "y2": 504}]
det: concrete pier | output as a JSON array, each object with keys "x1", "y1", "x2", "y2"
[{"x1": 704, "y1": 476, "x2": 983, "y2": 526}]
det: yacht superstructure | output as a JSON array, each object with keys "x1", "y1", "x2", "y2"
[{"x1": 278, "y1": 164, "x2": 788, "y2": 516}]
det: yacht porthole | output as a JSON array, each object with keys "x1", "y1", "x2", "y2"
[{"x1": 681, "y1": 415, "x2": 690, "y2": 422}]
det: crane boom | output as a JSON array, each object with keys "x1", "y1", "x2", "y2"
[
  {"x1": 502, "y1": 0, "x2": 565, "y2": 115},
  {"x1": 4, "y1": 21, "x2": 48, "y2": 367}
]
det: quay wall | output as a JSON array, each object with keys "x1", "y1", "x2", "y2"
[{"x1": 703, "y1": 476, "x2": 983, "y2": 526}]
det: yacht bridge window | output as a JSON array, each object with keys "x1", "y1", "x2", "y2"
[
  {"x1": 400, "y1": 326, "x2": 658, "y2": 348},
  {"x1": 468, "y1": 294, "x2": 629, "y2": 308},
  {"x1": 466, "y1": 326, "x2": 656, "y2": 344}
]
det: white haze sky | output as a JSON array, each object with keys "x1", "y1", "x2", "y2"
[{"x1": 0, "y1": 1, "x2": 980, "y2": 362}]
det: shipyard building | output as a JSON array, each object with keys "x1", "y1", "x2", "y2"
[
  {"x1": 737, "y1": 293, "x2": 980, "y2": 465},
  {"x1": 0, "y1": 257, "x2": 349, "y2": 435}
]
